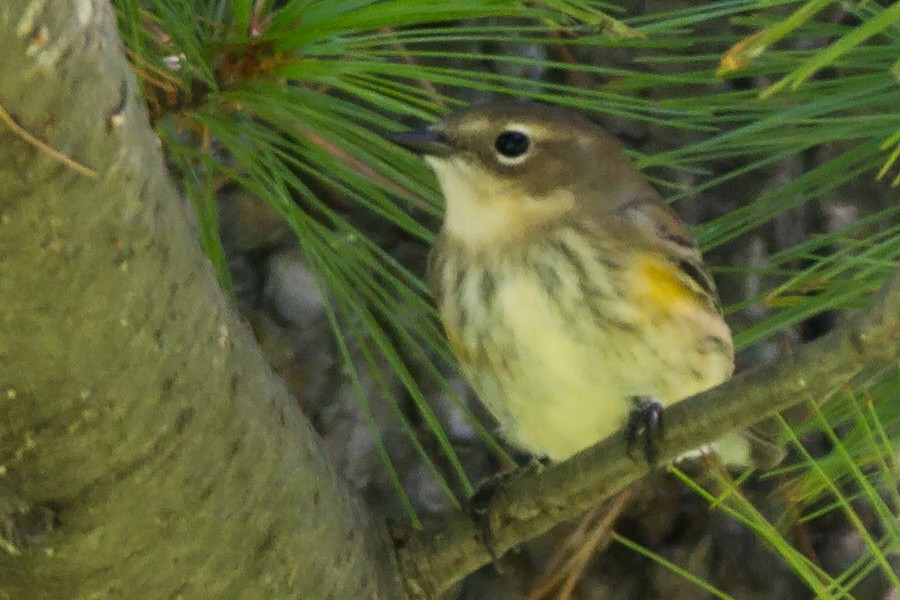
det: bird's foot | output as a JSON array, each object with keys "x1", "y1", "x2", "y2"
[{"x1": 626, "y1": 395, "x2": 665, "y2": 468}]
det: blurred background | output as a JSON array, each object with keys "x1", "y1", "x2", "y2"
[{"x1": 118, "y1": 0, "x2": 899, "y2": 597}]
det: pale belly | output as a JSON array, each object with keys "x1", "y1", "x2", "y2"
[{"x1": 455, "y1": 270, "x2": 732, "y2": 461}]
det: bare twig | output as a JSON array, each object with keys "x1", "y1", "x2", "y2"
[
  {"x1": 527, "y1": 487, "x2": 634, "y2": 600},
  {"x1": 0, "y1": 103, "x2": 98, "y2": 178}
]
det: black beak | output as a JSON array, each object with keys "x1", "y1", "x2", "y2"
[{"x1": 387, "y1": 129, "x2": 454, "y2": 158}]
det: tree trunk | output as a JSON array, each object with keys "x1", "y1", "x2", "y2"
[{"x1": 0, "y1": 2, "x2": 402, "y2": 597}]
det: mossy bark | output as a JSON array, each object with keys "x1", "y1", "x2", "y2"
[{"x1": 0, "y1": 2, "x2": 401, "y2": 598}]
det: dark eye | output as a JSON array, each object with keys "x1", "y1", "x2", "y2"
[{"x1": 494, "y1": 130, "x2": 530, "y2": 159}]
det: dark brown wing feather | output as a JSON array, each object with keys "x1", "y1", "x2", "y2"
[{"x1": 617, "y1": 196, "x2": 722, "y2": 312}]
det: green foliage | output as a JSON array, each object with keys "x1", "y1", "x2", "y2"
[
  {"x1": 112, "y1": 0, "x2": 898, "y2": 593},
  {"x1": 667, "y1": 368, "x2": 899, "y2": 598}
]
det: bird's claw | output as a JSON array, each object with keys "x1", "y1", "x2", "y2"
[{"x1": 626, "y1": 395, "x2": 665, "y2": 467}]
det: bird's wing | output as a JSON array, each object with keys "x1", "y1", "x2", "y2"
[{"x1": 616, "y1": 196, "x2": 723, "y2": 312}]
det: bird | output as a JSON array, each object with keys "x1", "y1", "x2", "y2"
[{"x1": 389, "y1": 100, "x2": 781, "y2": 468}]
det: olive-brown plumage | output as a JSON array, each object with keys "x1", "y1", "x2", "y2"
[{"x1": 391, "y1": 101, "x2": 778, "y2": 465}]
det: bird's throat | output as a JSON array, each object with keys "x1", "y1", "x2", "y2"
[{"x1": 427, "y1": 157, "x2": 574, "y2": 249}]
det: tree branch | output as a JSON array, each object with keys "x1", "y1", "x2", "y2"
[
  {"x1": 395, "y1": 266, "x2": 900, "y2": 599},
  {"x1": 0, "y1": 2, "x2": 402, "y2": 597}
]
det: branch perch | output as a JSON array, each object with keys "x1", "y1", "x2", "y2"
[{"x1": 395, "y1": 266, "x2": 900, "y2": 599}]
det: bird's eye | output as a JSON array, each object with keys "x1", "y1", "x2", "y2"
[{"x1": 494, "y1": 130, "x2": 531, "y2": 160}]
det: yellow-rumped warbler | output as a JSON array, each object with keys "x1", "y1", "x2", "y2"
[{"x1": 390, "y1": 101, "x2": 778, "y2": 467}]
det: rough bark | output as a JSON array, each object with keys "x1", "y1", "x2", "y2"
[
  {"x1": 0, "y1": 2, "x2": 402, "y2": 598},
  {"x1": 395, "y1": 267, "x2": 900, "y2": 598}
]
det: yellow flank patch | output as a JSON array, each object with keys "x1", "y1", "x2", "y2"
[{"x1": 632, "y1": 254, "x2": 698, "y2": 312}]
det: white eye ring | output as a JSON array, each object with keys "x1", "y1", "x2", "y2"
[{"x1": 494, "y1": 127, "x2": 532, "y2": 165}]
